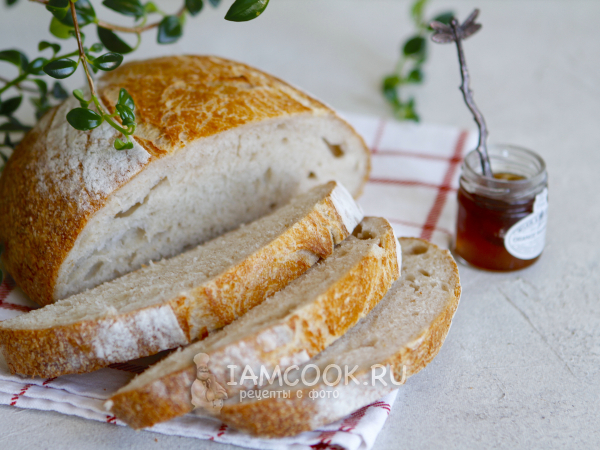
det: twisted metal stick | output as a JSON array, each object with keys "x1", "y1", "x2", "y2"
[{"x1": 431, "y1": 9, "x2": 493, "y2": 176}]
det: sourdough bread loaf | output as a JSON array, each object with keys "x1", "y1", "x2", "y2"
[
  {"x1": 105, "y1": 217, "x2": 401, "y2": 429},
  {"x1": 0, "y1": 182, "x2": 363, "y2": 377},
  {"x1": 0, "y1": 55, "x2": 370, "y2": 306},
  {"x1": 201, "y1": 238, "x2": 460, "y2": 437}
]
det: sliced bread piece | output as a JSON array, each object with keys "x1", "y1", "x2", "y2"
[
  {"x1": 0, "y1": 182, "x2": 362, "y2": 378},
  {"x1": 105, "y1": 217, "x2": 401, "y2": 429},
  {"x1": 208, "y1": 237, "x2": 460, "y2": 437}
]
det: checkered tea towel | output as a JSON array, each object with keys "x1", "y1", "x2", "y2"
[{"x1": 0, "y1": 113, "x2": 476, "y2": 450}]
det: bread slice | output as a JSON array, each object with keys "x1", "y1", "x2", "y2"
[
  {"x1": 207, "y1": 238, "x2": 460, "y2": 437},
  {"x1": 105, "y1": 217, "x2": 401, "y2": 429},
  {"x1": 0, "y1": 55, "x2": 370, "y2": 306},
  {"x1": 0, "y1": 182, "x2": 363, "y2": 377}
]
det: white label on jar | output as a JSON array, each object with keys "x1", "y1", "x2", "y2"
[{"x1": 504, "y1": 188, "x2": 548, "y2": 260}]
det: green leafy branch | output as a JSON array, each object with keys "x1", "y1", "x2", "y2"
[
  {"x1": 382, "y1": 0, "x2": 452, "y2": 121},
  {"x1": 0, "y1": 0, "x2": 270, "y2": 168}
]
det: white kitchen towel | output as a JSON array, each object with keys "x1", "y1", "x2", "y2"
[{"x1": 0, "y1": 114, "x2": 476, "y2": 450}]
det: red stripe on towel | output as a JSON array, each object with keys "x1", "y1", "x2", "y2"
[
  {"x1": 420, "y1": 130, "x2": 467, "y2": 241},
  {"x1": 10, "y1": 384, "x2": 32, "y2": 406},
  {"x1": 369, "y1": 177, "x2": 457, "y2": 192},
  {"x1": 370, "y1": 119, "x2": 386, "y2": 154}
]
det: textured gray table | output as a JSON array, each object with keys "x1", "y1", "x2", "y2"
[{"x1": 1, "y1": 1, "x2": 599, "y2": 448}]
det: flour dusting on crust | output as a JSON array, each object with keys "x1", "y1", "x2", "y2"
[{"x1": 35, "y1": 97, "x2": 150, "y2": 210}]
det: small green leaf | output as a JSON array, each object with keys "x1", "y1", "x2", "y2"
[
  {"x1": 185, "y1": 0, "x2": 203, "y2": 16},
  {"x1": 73, "y1": 0, "x2": 97, "y2": 25},
  {"x1": 50, "y1": 17, "x2": 74, "y2": 39},
  {"x1": 27, "y1": 57, "x2": 49, "y2": 75},
  {"x1": 0, "y1": 50, "x2": 28, "y2": 71},
  {"x1": 72, "y1": 89, "x2": 91, "y2": 107},
  {"x1": 43, "y1": 58, "x2": 78, "y2": 79},
  {"x1": 46, "y1": 0, "x2": 70, "y2": 21},
  {"x1": 33, "y1": 79, "x2": 49, "y2": 97},
  {"x1": 208, "y1": 0, "x2": 220, "y2": 6},
  {"x1": 56, "y1": 0, "x2": 96, "y2": 27},
  {"x1": 6, "y1": 0, "x2": 19, "y2": 6},
  {"x1": 52, "y1": 82, "x2": 69, "y2": 100},
  {"x1": 398, "y1": 98, "x2": 419, "y2": 122},
  {"x1": 116, "y1": 104, "x2": 135, "y2": 126},
  {"x1": 382, "y1": 82, "x2": 400, "y2": 106},
  {"x1": 38, "y1": 41, "x2": 62, "y2": 56},
  {"x1": 90, "y1": 52, "x2": 124, "y2": 71},
  {"x1": 383, "y1": 75, "x2": 400, "y2": 90},
  {"x1": 73, "y1": 89, "x2": 86, "y2": 101},
  {"x1": 157, "y1": 16, "x2": 183, "y2": 44},
  {"x1": 66, "y1": 107, "x2": 103, "y2": 131},
  {"x1": 114, "y1": 138, "x2": 133, "y2": 150},
  {"x1": 403, "y1": 36, "x2": 426, "y2": 58},
  {"x1": 225, "y1": 0, "x2": 269, "y2": 22},
  {"x1": 431, "y1": 11, "x2": 454, "y2": 26},
  {"x1": 0, "y1": 96, "x2": 22, "y2": 116},
  {"x1": 102, "y1": 0, "x2": 145, "y2": 19},
  {"x1": 117, "y1": 88, "x2": 135, "y2": 111},
  {"x1": 407, "y1": 68, "x2": 423, "y2": 83},
  {"x1": 143, "y1": 2, "x2": 159, "y2": 14},
  {"x1": 89, "y1": 43, "x2": 104, "y2": 53},
  {"x1": 410, "y1": 0, "x2": 428, "y2": 24},
  {"x1": 97, "y1": 27, "x2": 134, "y2": 54}
]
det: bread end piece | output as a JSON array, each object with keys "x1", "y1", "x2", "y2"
[{"x1": 215, "y1": 237, "x2": 460, "y2": 437}]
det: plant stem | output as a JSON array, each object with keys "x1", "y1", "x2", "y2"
[
  {"x1": 0, "y1": 76, "x2": 38, "y2": 93},
  {"x1": 450, "y1": 18, "x2": 492, "y2": 177},
  {"x1": 0, "y1": 73, "x2": 28, "y2": 96},
  {"x1": 70, "y1": 1, "x2": 102, "y2": 112},
  {"x1": 90, "y1": 94, "x2": 132, "y2": 135},
  {"x1": 96, "y1": 6, "x2": 186, "y2": 34}
]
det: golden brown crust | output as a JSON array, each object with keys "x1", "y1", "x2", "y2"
[
  {"x1": 109, "y1": 365, "x2": 197, "y2": 429},
  {"x1": 0, "y1": 305, "x2": 175, "y2": 378},
  {"x1": 215, "y1": 238, "x2": 461, "y2": 437},
  {"x1": 385, "y1": 241, "x2": 461, "y2": 380},
  {"x1": 0, "y1": 107, "x2": 94, "y2": 306},
  {"x1": 0, "y1": 55, "x2": 369, "y2": 306},
  {"x1": 108, "y1": 218, "x2": 400, "y2": 429},
  {"x1": 97, "y1": 55, "x2": 331, "y2": 155},
  {"x1": 0, "y1": 182, "x2": 356, "y2": 378},
  {"x1": 184, "y1": 194, "x2": 350, "y2": 330}
]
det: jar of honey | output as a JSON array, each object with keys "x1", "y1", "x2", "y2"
[{"x1": 455, "y1": 145, "x2": 548, "y2": 271}]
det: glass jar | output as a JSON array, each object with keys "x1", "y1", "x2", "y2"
[{"x1": 455, "y1": 145, "x2": 548, "y2": 271}]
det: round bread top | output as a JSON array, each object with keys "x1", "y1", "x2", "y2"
[
  {"x1": 0, "y1": 55, "x2": 336, "y2": 305},
  {"x1": 98, "y1": 55, "x2": 330, "y2": 156}
]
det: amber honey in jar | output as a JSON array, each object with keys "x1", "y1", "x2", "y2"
[{"x1": 455, "y1": 145, "x2": 548, "y2": 271}]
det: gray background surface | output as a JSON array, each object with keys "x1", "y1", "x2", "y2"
[{"x1": 1, "y1": 1, "x2": 599, "y2": 448}]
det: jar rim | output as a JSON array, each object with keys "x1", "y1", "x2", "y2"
[
  {"x1": 464, "y1": 144, "x2": 546, "y2": 183},
  {"x1": 461, "y1": 144, "x2": 547, "y2": 199}
]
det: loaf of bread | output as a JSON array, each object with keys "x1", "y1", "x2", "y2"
[
  {"x1": 0, "y1": 55, "x2": 370, "y2": 306},
  {"x1": 204, "y1": 237, "x2": 460, "y2": 437},
  {"x1": 0, "y1": 182, "x2": 363, "y2": 377},
  {"x1": 105, "y1": 217, "x2": 401, "y2": 429}
]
